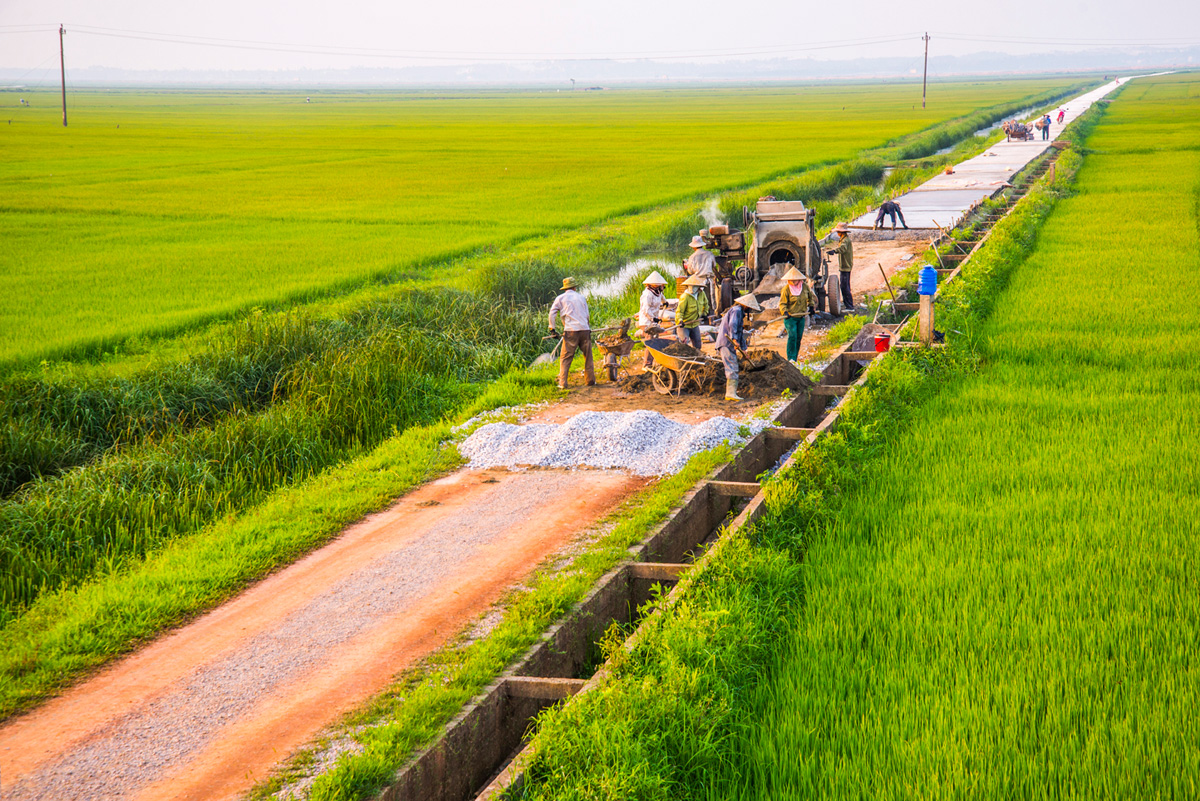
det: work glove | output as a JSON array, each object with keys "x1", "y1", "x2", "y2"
[{"x1": 549, "y1": 328, "x2": 559, "y2": 337}]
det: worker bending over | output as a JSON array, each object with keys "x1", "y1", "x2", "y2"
[
  {"x1": 638, "y1": 270, "x2": 671, "y2": 367},
  {"x1": 675, "y1": 275, "x2": 708, "y2": 349},
  {"x1": 779, "y1": 267, "x2": 816, "y2": 363},
  {"x1": 548, "y1": 276, "x2": 595, "y2": 389},
  {"x1": 873, "y1": 199, "x2": 908, "y2": 230},
  {"x1": 826, "y1": 222, "x2": 855, "y2": 312},
  {"x1": 715, "y1": 294, "x2": 761, "y2": 401}
]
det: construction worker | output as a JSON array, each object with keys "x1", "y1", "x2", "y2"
[
  {"x1": 685, "y1": 235, "x2": 716, "y2": 277},
  {"x1": 675, "y1": 275, "x2": 707, "y2": 349},
  {"x1": 826, "y1": 222, "x2": 855, "y2": 312},
  {"x1": 548, "y1": 276, "x2": 596, "y2": 389},
  {"x1": 686, "y1": 236, "x2": 718, "y2": 317},
  {"x1": 873, "y1": 199, "x2": 908, "y2": 230},
  {"x1": 779, "y1": 267, "x2": 816, "y2": 363},
  {"x1": 638, "y1": 270, "x2": 671, "y2": 367},
  {"x1": 715, "y1": 294, "x2": 762, "y2": 401}
]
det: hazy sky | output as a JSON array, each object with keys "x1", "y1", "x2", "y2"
[{"x1": 2, "y1": 0, "x2": 1198, "y2": 72}]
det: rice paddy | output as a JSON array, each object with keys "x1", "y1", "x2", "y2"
[
  {"x1": 1, "y1": 79, "x2": 1074, "y2": 363},
  {"x1": 715, "y1": 72, "x2": 1200, "y2": 799}
]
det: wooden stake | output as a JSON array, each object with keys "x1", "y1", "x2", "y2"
[
  {"x1": 919, "y1": 295, "x2": 934, "y2": 346},
  {"x1": 877, "y1": 262, "x2": 898, "y2": 307}
]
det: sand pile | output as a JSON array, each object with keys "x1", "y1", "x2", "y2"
[{"x1": 458, "y1": 409, "x2": 770, "y2": 476}]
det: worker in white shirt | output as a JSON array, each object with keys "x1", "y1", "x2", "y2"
[{"x1": 548, "y1": 276, "x2": 595, "y2": 389}]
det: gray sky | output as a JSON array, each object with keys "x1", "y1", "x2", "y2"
[{"x1": 1, "y1": 0, "x2": 1198, "y2": 72}]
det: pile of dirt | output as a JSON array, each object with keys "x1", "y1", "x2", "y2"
[
  {"x1": 618, "y1": 349, "x2": 812, "y2": 399},
  {"x1": 658, "y1": 340, "x2": 706, "y2": 359},
  {"x1": 597, "y1": 334, "x2": 633, "y2": 348},
  {"x1": 703, "y1": 350, "x2": 815, "y2": 398}
]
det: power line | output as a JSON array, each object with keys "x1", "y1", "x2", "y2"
[
  {"x1": 24, "y1": 23, "x2": 924, "y2": 63},
  {"x1": 933, "y1": 32, "x2": 1200, "y2": 47}
]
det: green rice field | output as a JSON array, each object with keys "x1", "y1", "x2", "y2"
[
  {"x1": 0, "y1": 79, "x2": 1072, "y2": 363},
  {"x1": 712, "y1": 71, "x2": 1200, "y2": 799}
]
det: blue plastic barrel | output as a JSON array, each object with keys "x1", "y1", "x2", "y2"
[{"x1": 918, "y1": 265, "x2": 938, "y2": 296}]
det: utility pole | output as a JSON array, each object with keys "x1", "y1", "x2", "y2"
[
  {"x1": 59, "y1": 24, "x2": 67, "y2": 127},
  {"x1": 921, "y1": 32, "x2": 931, "y2": 109}
]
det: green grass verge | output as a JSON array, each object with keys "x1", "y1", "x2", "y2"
[{"x1": 510, "y1": 76, "x2": 1123, "y2": 801}]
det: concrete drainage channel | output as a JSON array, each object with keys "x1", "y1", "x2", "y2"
[{"x1": 374, "y1": 149, "x2": 1062, "y2": 801}]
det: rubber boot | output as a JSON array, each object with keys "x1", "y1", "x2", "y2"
[{"x1": 725, "y1": 378, "x2": 743, "y2": 401}]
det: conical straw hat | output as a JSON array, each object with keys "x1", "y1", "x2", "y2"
[
  {"x1": 735, "y1": 294, "x2": 762, "y2": 312},
  {"x1": 781, "y1": 267, "x2": 805, "y2": 282},
  {"x1": 642, "y1": 270, "x2": 668, "y2": 286}
]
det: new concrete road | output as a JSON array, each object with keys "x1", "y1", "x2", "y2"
[{"x1": 850, "y1": 77, "x2": 1154, "y2": 232}]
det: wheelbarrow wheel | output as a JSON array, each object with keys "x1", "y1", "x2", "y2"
[
  {"x1": 651, "y1": 367, "x2": 679, "y2": 395},
  {"x1": 606, "y1": 364, "x2": 619, "y2": 382}
]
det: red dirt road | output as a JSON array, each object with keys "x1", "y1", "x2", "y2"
[{"x1": 0, "y1": 468, "x2": 646, "y2": 801}]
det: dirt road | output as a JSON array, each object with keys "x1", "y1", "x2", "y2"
[{"x1": 0, "y1": 469, "x2": 646, "y2": 801}]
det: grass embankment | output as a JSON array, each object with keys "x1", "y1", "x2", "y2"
[
  {"x1": 511, "y1": 76, "x2": 1196, "y2": 799},
  {"x1": 0, "y1": 78, "x2": 1081, "y2": 363}
]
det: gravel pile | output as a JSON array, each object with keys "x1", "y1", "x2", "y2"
[{"x1": 459, "y1": 410, "x2": 769, "y2": 476}]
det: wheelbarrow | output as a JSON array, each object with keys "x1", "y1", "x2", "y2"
[
  {"x1": 597, "y1": 336, "x2": 636, "y2": 382},
  {"x1": 643, "y1": 337, "x2": 717, "y2": 396}
]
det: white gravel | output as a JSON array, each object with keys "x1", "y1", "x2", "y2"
[{"x1": 458, "y1": 409, "x2": 770, "y2": 476}]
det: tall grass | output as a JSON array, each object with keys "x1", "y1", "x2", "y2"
[{"x1": 0, "y1": 289, "x2": 544, "y2": 619}]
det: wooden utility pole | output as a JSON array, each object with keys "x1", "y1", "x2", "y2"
[
  {"x1": 921, "y1": 32, "x2": 930, "y2": 109},
  {"x1": 59, "y1": 24, "x2": 67, "y2": 127}
]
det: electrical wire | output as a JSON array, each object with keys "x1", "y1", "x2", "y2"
[
  {"x1": 42, "y1": 23, "x2": 925, "y2": 63},
  {"x1": 933, "y1": 32, "x2": 1200, "y2": 47}
]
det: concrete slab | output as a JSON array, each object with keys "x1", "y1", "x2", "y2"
[{"x1": 850, "y1": 79, "x2": 1128, "y2": 231}]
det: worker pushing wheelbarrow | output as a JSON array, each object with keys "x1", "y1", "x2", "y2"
[
  {"x1": 595, "y1": 319, "x2": 636, "y2": 382},
  {"x1": 642, "y1": 337, "x2": 717, "y2": 396}
]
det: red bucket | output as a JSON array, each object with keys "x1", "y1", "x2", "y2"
[{"x1": 874, "y1": 333, "x2": 891, "y2": 352}]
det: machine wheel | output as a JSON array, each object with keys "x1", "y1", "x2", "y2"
[
  {"x1": 826, "y1": 272, "x2": 842, "y2": 315},
  {"x1": 651, "y1": 368, "x2": 679, "y2": 395}
]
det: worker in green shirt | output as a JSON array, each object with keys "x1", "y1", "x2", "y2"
[
  {"x1": 779, "y1": 267, "x2": 816, "y2": 363},
  {"x1": 825, "y1": 222, "x2": 855, "y2": 313},
  {"x1": 675, "y1": 275, "x2": 707, "y2": 349}
]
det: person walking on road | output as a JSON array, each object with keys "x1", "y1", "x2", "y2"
[
  {"x1": 548, "y1": 277, "x2": 595, "y2": 389},
  {"x1": 675, "y1": 275, "x2": 707, "y2": 349},
  {"x1": 873, "y1": 199, "x2": 908, "y2": 230},
  {"x1": 716, "y1": 294, "x2": 761, "y2": 401},
  {"x1": 779, "y1": 266, "x2": 816, "y2": 363},
  {"x1": 1041, "y1": 113, "x2": 1052, "y2": 140},
  {"x1": 827, "y1": 222, "x2": 855, "y2": 312},
  {"x1": 638, "y1": 270, "x2": 672, "y2": 367}
]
